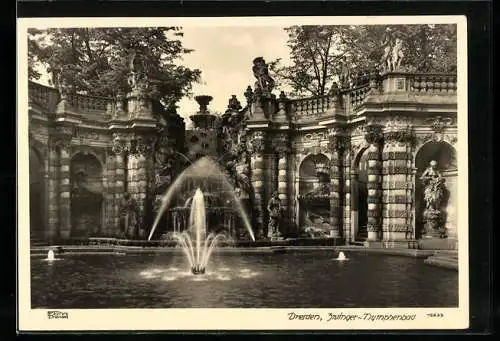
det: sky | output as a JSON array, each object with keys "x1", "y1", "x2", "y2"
[
  {"x1": 35, "y1": 26, "x2": 291, "y2": 128},
  {"x1": 176, "y1": 26, "x2": 290, "y2": 127}
]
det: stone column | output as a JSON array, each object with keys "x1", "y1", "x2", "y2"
[
  {"x1": 104, "y1": 152, "x2": 116, "y2": 236},
  {"x1": 364, "y1": 125, "x2": 383, "y2": 241},
  {"x1": 135, "y1": 136, "x2": 154, "y2": 238},
  {"x1": 273, "y1": 133, "x2": 290, "y2": 235},
  {"x1": 247, "y1": 131, "x2": 266, "y2": 239},
  {"x1": 382, "y1": 129, "x2": 415, "y2": 241},
  {"x1": 46, "y1": 136, "x2": 60, "y2": 241},
  {"x1": 111, "y1": 133, "x2": 127, "y2": 236},
  {"x1": 343, "y1": 148, "x2": 352, "y2": 242},
  {"x1": 327, "y1": 134, "x2": 345, "y2": 238},
  {"x1": 56, "y1": 132, "x2": 73, "y2": 240}
]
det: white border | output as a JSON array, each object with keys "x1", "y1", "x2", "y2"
[{"x1": 17, "y1": 15, "x2": 469, "y2": 331}]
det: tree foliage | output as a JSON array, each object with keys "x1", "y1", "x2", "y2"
[
  {"x1": 28, "y1": 27, "x2": 201, "y2": 110},
  {"x1": 270, "y1": 24, "x2": 457, "y2": 97}
]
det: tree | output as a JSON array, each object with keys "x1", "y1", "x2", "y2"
[
  {"x1": 28, "y1": 27, "x2": 201, "y2": 111},
  {"x1": 270, "y1": 24, "x2": 457, "y2": 98}
]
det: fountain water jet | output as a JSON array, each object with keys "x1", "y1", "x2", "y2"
[
  {"x1": 335, "y1": 251, "x2": 348, "y2": 261},
  {"x1": 148, "y1": 157, "x2": 254, "y2": 242},
  {"x1": 171, "y1": 188, "x2": 226, "y2": 275}
]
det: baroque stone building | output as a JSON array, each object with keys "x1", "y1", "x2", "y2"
[{"x1": 28, "y1": 57, "x2": 458, "y2": 248}]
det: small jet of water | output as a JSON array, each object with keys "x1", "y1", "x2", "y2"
[
  {"x1": 335, "y1": 251, "x2": 348, "y2": 261},
  {"x1": 46, "y1": 250, "x2": 55, "y2": 261}
]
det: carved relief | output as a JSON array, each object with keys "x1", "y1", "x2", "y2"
[
  {"x1": 351, "y1": 125, "x2": 366, "y2": 137},
  {"x1": 247, "y1": 131, "x2": 266, "y2": 155},
  {"x1": 425, "y1": 116, "x2": 455, "y2": 134},
  {"x1": 111, "y1": 133, "x2": 126, "y2": 155},
  {"x1": 272, "y1": 133, "x2": 290, "y2": 156},
  {"x1": 364, "y1": 124, "x2": 384, "y2": 145}
]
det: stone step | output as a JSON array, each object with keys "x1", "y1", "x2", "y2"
[{"x1": 424, "y1": 255, "x2": 458, "y2": 271}]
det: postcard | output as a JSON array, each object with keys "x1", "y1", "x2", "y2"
[{"x1": 17, "y1": 15, "x2": 468, "y2": 331}]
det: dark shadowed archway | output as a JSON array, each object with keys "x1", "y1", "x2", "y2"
[
  {"x1": 297, "y1": 153, "x2": 331, "y2": 237},
  {"x1": 351, "y1": 147, "x2": 369, "y2": 241},
  {"x1": 29, "y1": 147, "x2": 45, "y2": 240},
  {"x1": 70, "y1": 152, "x2": 104, "y2": 238}
]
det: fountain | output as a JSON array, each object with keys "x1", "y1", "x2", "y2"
[
  {"x1": 47, "y1": 250, "x2": 55, "y2": 261},
  {"x1": 172, "y1": 188, "x2": 224, "y2": 275},
  {"x1": 148, "y1": 157, "x2": 255, "y2": 275},
  {"x1": 335, "y1": 251, "x2": 347, "y2": 261}
]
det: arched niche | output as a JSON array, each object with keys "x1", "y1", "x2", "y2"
[
  {"x1": 297, "y1": 153, "x2": 331, "y2": 237},
  {"x1": 70, "y1": 152, "x2": 104, "y2": 238},
  {"x1": 351, "y1": 147, "x2": 370, "y2": 241},
  {"x1": 414, "y1": 141, "x2": 457, "y2": 239},
  {"x1": 29, "y1": 146, "x2": 46, "y2": 240}
]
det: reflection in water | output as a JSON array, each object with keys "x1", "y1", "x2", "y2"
[{"x1": 30, "y1": 252, "x2": 458, "y2": 309}]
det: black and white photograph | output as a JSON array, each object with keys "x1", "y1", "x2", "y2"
[{"x1": 17, "y1": 15, "x2": 468, "y2": 331}]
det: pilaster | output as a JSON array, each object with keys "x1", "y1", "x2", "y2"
[
  {"x1": 272, "y1": 133, "x2": 291, "y2": 236},
  {"x1": 327, "y1": 132, "x2": 347, "y2": 238},
  {"x1": 54, "y1": 126, "x2": 73, "y2": 239},
  {"x1": 364, "y1": 124, "x2": 384, "y2": 241},
  {"x1": 247, "y1": 130, "x2": 266, "y2": 239},
  {"x1": 382, "y1": 127, "x2": 416, "y2": 241}
]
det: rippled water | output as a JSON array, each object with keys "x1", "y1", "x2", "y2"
[{"x1": 30, "y1": 251, "x2": 458, "y2": 308}]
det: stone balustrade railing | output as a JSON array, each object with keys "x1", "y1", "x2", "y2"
[
  {"x1": 290, "y1": 94, "x2": 340, "y2": 120},
  {"x1": 28, "y1": 81, "x2": 60, "y2": 111},
  {"x1": 342, "y1": 84, "x2": 371, "y2": 114},
  {"x1": 405, "y1": 73, "x2": 457, "y2": 93},
  {"x1": 66, "y1": 92, "x2": 113, "y2": 114},
  {"x1": 28, "y1": 81, "x2": 114, "y2": 120}
]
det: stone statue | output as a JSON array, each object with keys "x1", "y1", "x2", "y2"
[
  {"x1": 234, "y1": 151, "x2": 251, "y2": 199},
  {"x1": 420, "y1": 160, "x2": 447, "y2": 238},
  {"x1": 390, "y1": 37, "x2": 405, "y2": 71},
  {"x1": 420, "y1": 160, "x2": 445, "y2": 210},
  {"x1": 339, "y1": 59, "x2": 351, "y2": 89},
  {"x1": 227, "y1": 95, "x2": 242, "y2": 111},
  {"x1": 267, "y1": 191, "x2": 282, "y2": 239},
  {"x1": 380, "y1": 32, "x2": 393, "y2": 72},
  {"x1": 252, "y1": 57, "x2": 275, "y2": 94},
  {"x1": 127, "y1": 51, "x2": 148, "y2": 92},
  {"x1": 120, "y1": 192, "x2": 139, "y2": 238},
  {"x1": 381, "y1": 32, "x2": 405, "y2": 72}
]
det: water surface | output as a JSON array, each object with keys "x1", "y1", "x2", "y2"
[{"x1": 31, "y1": 251, "x2": 458, "y2": 308}]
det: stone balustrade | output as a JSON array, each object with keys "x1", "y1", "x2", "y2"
[
  {"x1": 66, "y1": 93, "x2": 113, "y2": 115},
  {"x1": 290, "y1": 94, "x2": 340, "y2": 120},
  {"x1": 343, "y1": 85, "x2": 372, "y2": 113},
  {"x1": 405, "y1": 73, "x2": 457, "y2": 93},
  {"x1": 28, "y1": 81, "x2": 114, "y2": 119},
  {"x1": 28, "y1": 81, "x2": 60, "y2": 111},
  {"x1": 287, "y1": 72, "x2": 456, "y2": 120}
]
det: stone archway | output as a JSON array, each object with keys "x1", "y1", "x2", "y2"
[
  {"x1": 415, "y1": 141, "x2": 457, "y2": 240},
  {"x1": 351, "y1": 147, "x2": 370, "y2": 241},
  {"x1": 297, "y1": 153, "x2": 331, "y2": 237},
  {"x1": 29, "y1": 147, "x2": 46, "y2": 240},
  {"x1": 70, "y1": 152, "x2": 104, "y2": 238}
]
